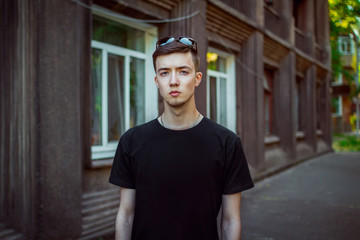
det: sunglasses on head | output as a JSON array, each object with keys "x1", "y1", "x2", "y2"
[{"x1": 156, "y1": 36, "x2": 197, "y2": 51}]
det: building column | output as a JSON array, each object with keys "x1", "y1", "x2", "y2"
[
  {"x1": 275, "y1": 52, "x2": 296, "y2": 159},
  {"x1": 238, "y1": 31, "x2": 264, "y2": 170},
  {"x1": 0, "y1": 0, "x2": 38, "y2": 237},
  {"x1": 322, "y1": 73, "x2": 333, "y2": 146},
  {"x1": 35, "y1": 0, "x2": 89, "y2": 238}
]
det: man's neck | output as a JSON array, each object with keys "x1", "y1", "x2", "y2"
[{"x1": 160, "y1": 102, "x2": 202, "y2": 130}]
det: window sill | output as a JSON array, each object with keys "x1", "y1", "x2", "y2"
[
  {"x1": 264, "y1": 5, "x2": 280, "y2": 18},
  {"x1": 265, "y1": 135, "x2": 280, "y2": 145},
  {"x1": 295, "y1": 27, "x2": 304, "y2": 36},
  {"x1": 88, "y1": 158, "x2": 113, "y2": 169},
  {"x1": 296, "y1": 131, "x2": 305, "y2": 140},
  {"x1": 331, "y1": 82, "x2": 345, "y2": 86},
  {"x1": 316, "y1": 129, "x2": 323, "y2": 137}
]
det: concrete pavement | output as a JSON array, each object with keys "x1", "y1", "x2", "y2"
[{"x1": 241, "y1": 152, "x2": 360, "y2": 240}]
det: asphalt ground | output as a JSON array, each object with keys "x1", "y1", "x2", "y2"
[{"x1": 241, "y1": 152, "x2": 360, "y2": 240}]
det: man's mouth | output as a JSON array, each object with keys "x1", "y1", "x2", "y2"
[{"x1": 169, "y1": 91, "x2": 180, "y2": 97}]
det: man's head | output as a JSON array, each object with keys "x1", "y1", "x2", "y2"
[
  {"x1": 153, "y1": 37, "x2": 202, "y2": 109},
  {"x1": 152, "y1": 36, "x2": 200, "y2": 72}
]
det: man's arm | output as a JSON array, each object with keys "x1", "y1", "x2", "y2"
[
  {"x1": 115, "y1": 187, "x2": 136, "y2": 240},
  {"x1": 221, "y1": 192, "x2": 242, "y2": 240}
]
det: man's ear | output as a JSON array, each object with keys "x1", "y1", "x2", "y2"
[
  {"x1": 195, "y1": 72, "x2": 202, "y2": 87},
  {"x1": 154, "y1": 76, "x2": 159, "y2": 88}
]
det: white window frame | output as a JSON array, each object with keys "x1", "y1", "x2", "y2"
[
  {"x1": 91, "y1": 8, "x2": 158, "y2": 160},
  {"x1": 206, "y1": 48, "x2": 236, "y2": 132},
  {"x1": 338, "y1": 36, "x2": 354, "y2": 55},
  {"x1": 332, "y1": 73, "x2": 343, "y2": 86},
  {"x1": 332, "y1": 96, "x2": 343, "y2": 117}
]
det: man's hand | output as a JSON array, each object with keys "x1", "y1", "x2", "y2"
[
  {"x1": 115, "y1": 187, "x2": 136, "y2": 240},
  {"x1": 221, "y1": 192, "x2": 242, "y2": 240}
]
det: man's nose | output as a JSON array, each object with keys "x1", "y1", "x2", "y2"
[{"x1": 169, "y1": 72, "x2": 179, "y2": 86}]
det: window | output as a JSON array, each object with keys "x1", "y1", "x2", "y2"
[
  {"x1": 295, "y1": 76, "x2": 304, "y2": 132},
  {"x1": 206, "y1": 49, "x2": 236, "y2": 132},
  {"x1": 316, "y1": 83, "x2": 323, "y2": 130},
  {"x1": 295, "y1": 79, "x2": 300, "y2": 131},
  {"x1": 91, "y1": 13, "x2": 157, "y2": 160},
  {"x1": 338, "y1": 36, "x2": 354, "y2": 55},
  {"x1": 332, "y1": 73, "x2": 343, "y2": 85},
  {"x1": 264, "y1": 70, "x2": 274, "y2": 135},
  {"x1": 332, "y1": 96, "x2": 342, "y2": 117},
  {"x1": 293, "y1": 0, "x2": 306, "y2": 31},
  {"x1": 264, "y1": 0, "x2": 274, "y2": 7}
]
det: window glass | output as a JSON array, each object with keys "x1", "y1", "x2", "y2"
[
  {"x1": 130, "y1": 57, "x2": 145, "y2": 128},
  {"x1": 295, "y1": 81, "x2": 300, "y2": 131},
  {"x1": 91, "y1": 48, "x2": 102, "y2": 146},
  {"x1": 339, "y1": 36, "x2": 352, "y2": 55},
  {"x1": 207, "y1": 53, "x2": 226, "y2": 73},
  {"x1": 92, "y1": 15, "x2": 145, "y2": 52},
  {"x1": 332, "y1": 96, "x2": 342, "y2": 116},
  {"x1": 264, "y1": 94, "x2": 270, "y2": 134},
  {"x1": 264, "y1": 69, "x2": 273, "y2": 135},
  {"x1": 108, "y1": 53, "x2": 125, "y2": 142},
  {"x1": 333, "y1": 73, "x2": 343, "y2": 85},
  {"x1": 316, "y1": 84, "x2": 323, "y2": 130},
  {"x1": 219, "y1": 78, "x2": 227, "y2": 126},
  {"x1": 293, "y1": 0, "x2": 306, "y2": 31}
]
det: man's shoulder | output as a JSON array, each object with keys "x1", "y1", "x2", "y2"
[
  {"x1": 202, "y1": 118, "x2": 238, "y2": 139},
  {"x1": 122, "y1": 119, "x2": 157, "y2": 139}
]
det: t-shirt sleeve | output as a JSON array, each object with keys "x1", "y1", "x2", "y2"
[
  {"x1": 109, "y1": 135, "x2": 136, "y2": 189},
  {"x1": 222, "y1": 136, "x2": 254, "y2": 194}
]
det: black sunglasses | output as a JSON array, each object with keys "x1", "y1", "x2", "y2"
[{"x1": 156, "y1": 36, "x2": 197, "y2": 51}]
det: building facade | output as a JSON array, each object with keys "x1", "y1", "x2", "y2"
[
  {"x1": 0, "y1": 0, "x2": 332, "y2": 239},
  {"x1": 332, "y1": 34, "x2": 357, "y2": 133}
]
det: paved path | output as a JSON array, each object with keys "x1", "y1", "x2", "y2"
[{"x1": 241, "y1": 152, "x2": 360, "y2": 240}]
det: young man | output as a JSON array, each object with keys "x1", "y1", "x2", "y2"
[{"x1": 109, "y1": 36, "x2": 254, "y2": 240}]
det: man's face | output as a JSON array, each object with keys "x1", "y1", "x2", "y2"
[{"x1": 155, "y1": 52, "x2": 202, "y2": 108}]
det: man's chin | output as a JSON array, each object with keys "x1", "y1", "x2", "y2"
[
  {"x1": 163, "y1": 94, "x2": 194, "y2": 108},
  {"x1": 167, "y1": 100, "x2": 186, "y2": 108}
]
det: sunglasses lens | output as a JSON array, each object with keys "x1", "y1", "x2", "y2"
[
  {"x1": 160, "y1": 37, "x2": 175, "y2": 46},
  {"x1": 179, "y1": 37, "x2": 192, "y2": 46},
  {"x1": 156, "y1": 37, "x2": 197, "y2": 51}
]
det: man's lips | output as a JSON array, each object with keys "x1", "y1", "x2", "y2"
[{"x1": 169, "y1": 91, "x2": 180, "y2": 97}]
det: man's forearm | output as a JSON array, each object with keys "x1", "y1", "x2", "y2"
[
  {"x1": 115, "y1": 209, "x2": 134, "y2": 240},
  {"x1": 221, "y1": 219, "x2": 241, "y2": 240}
]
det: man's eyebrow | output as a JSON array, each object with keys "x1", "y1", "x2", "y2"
[
  {"x1": 176, "y1": 65, "x2": 191, "y2": 70},
  {"x1": 157, "y1": 65, "x2": 192, "y2": 73},
  {"x1": 157, "y1": 67, "x2": 170, "y2": 73}
]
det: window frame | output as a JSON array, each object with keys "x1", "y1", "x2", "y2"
[
  {"x1": 294, "y1": 75, "x2": 305, "y2": 133},
  {"x1": 332, "y1": 73, "x2": 343, "y2": 86},
  {"x1": 293, "y1": 0, "x2": 307, "y2": 32},
  {"x1": 332, "y1": 96, "x2": 343, "y2": 117},
  {"x1": 263, "y1": 75, "x2": 273, "y2": 135},
  {"x1": 263, "y1": 68, "x2": 275, "y2": 136},
  {"x1": 206, "y1": 48, "x2": 236, "y2": 132},
  {"x1": 91, "y1": 8, "x2": 158, "y2": 160},
  {"x1": 338, "y1": 36, "x2": 354, "y2": 55}
]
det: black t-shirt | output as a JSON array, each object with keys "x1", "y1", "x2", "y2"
[{"x1": 109, "y1": 117, "x2": 254, "y2": 240}]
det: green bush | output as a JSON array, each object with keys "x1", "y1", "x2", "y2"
[{"x1": 333, "y1": 134, "x2": 360, "y2": 152}]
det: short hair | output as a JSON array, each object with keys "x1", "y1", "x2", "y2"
[{"x1": 152, "y1": 40, "x2": 200, "y2": 72}]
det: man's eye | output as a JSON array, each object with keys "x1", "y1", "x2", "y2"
[
  {"x1": 160, "y1": 72, "x2": 169, "y2": 76},
  {"x1": 180, "y1": 70, "x2": 188, "y2": 75}
]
